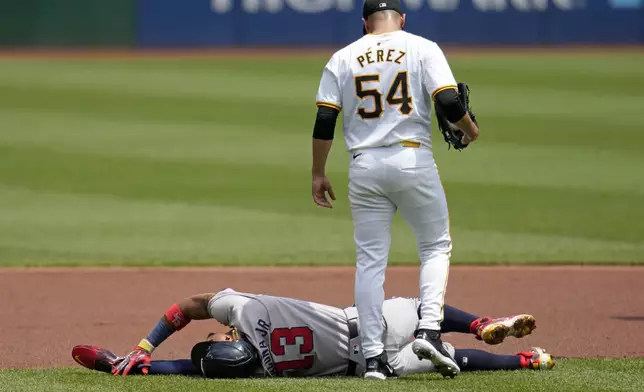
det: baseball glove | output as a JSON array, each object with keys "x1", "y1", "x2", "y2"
[{"x1": 435, "y1": 82, "x2": 478, "y2": 151}]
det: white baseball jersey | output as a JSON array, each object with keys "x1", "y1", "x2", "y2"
[
  {"x1": 207, "y1": 289, "x2": 448, "y2": 377},
  {"x1": 315, "y1": 30, "x2": 457, "y2": 152}
]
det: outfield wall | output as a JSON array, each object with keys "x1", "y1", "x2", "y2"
[
  {"x1": 1, "y1": 0, "x2": 643, "y2": 47},
  {"x1": 0, "y1": 0, "x2": 134, "y2": 47}
]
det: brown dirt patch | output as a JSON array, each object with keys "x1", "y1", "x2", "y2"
[{"x1": 1, "y1": 266, "x2": 643, "y2": 369}]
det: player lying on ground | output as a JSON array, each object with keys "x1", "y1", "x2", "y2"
[{"x1": 72, "y1": 288, "x2": 553, "y2": 379}]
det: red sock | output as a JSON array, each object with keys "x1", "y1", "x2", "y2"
[{"x1": 517, "y1": 352, "x2": 532, "y2": 368}]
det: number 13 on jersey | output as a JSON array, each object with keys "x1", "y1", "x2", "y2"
[
  {"x1": 271, "y1": 327, "x2": 315, "y2": 373},
  {"x1": 354, "y1": 71, "x2": 412, "y2": 120}
]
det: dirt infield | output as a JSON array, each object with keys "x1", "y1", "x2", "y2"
[{"x1": 1, "y1": 266, "x2": 643, "y2": 369}]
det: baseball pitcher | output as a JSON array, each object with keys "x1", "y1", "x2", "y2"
[
  {"x1": 72, "y1": 288, "x2": 553, "y2": 379},
  {"x1": 310, "y1": 0, "x2": 479, "y2": 380}
]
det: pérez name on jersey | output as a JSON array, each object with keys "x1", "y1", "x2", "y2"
[{"x1": 356, "y1": 47, "x2": 407, "y2": 68}]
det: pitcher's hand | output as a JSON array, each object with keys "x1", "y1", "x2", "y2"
[{"x1": 312, "y1": 175, "x2": 335, "y2": 209}]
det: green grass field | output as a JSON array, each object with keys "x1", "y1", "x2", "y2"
[
  {"x1": 2, "y1": 359, "x2": 644, "y2": 392},
  {"x1": 1, "y1": 50, "x2": 643, "y2": 391},
  {"x1": 0, "y1": 51, "x2": 643, "y2": 266}
]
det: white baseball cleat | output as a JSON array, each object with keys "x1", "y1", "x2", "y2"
[{"x1": 472, "y1": 314, "x2": 536, "y2": 345}]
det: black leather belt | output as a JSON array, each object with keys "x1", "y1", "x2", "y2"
[{"x1": 345, "y1": 316, "x2": 359, "y2": 376}]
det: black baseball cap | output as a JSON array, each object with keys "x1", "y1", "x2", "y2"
[
  {"x1": 362, "y1": 0, "x2": 403, "y2": 35},
  {"x1": 363, "y1": 0, "x2": 402, "y2": 19}
]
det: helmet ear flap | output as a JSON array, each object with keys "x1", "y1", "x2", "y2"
[
  {"x1": 191, "y1": 340, "x2": 258, "y2": 379},
  {"x1": 191, "y1": 341, "x2": 211, "y2": 373}
]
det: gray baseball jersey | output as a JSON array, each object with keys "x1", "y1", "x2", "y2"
[{"x1": 207, "y1": 289, "x2": 451, "y2": 377}]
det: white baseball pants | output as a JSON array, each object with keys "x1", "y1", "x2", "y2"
[{"x1": 349, "y1": 144, "x2": 452, "y2": 359}]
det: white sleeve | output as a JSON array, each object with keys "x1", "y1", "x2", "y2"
[
  {"x1": 315, "y1": 53, "x2": 342, "y2": 111},
  {"x1": 421, "y1": 41, "x2": 457, "y2": 99},
  {"x1": 207, "y1": 290, "x2": 251, "y2": 328}
]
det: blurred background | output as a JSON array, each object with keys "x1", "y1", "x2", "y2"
[
  {"x1": 0, "y1": 0, "x2": 643, "y2": 47},
  {"x1": 0, "y1": 0, "x2": 642, "y2": 267}
]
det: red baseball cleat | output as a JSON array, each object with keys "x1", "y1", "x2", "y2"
[
  {"x1": 72, "y1": 345, "x2": 120, "y2": 374},
  {"x1": 470, "y1": 314, "x2": 536, "y2": 345}
]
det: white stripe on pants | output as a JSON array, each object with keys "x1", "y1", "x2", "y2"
[{"x1": 350, "y1": 145, "x2": 452, "y2": 359}]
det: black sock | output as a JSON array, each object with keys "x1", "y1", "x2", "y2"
[
  {"x1": 455, "y1": 349, "x2": 522, "y2": 371},
  {"x1": 440, "y1": 305, "x2": 479, "y2": 334}
]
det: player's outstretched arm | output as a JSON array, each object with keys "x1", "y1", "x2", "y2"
[
  {"x1": 112, "y1": 293, "x2": 215, "y2": 376},
  {"x1": 175, "y1": 293, "x2": 216, "y2": 320}
]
